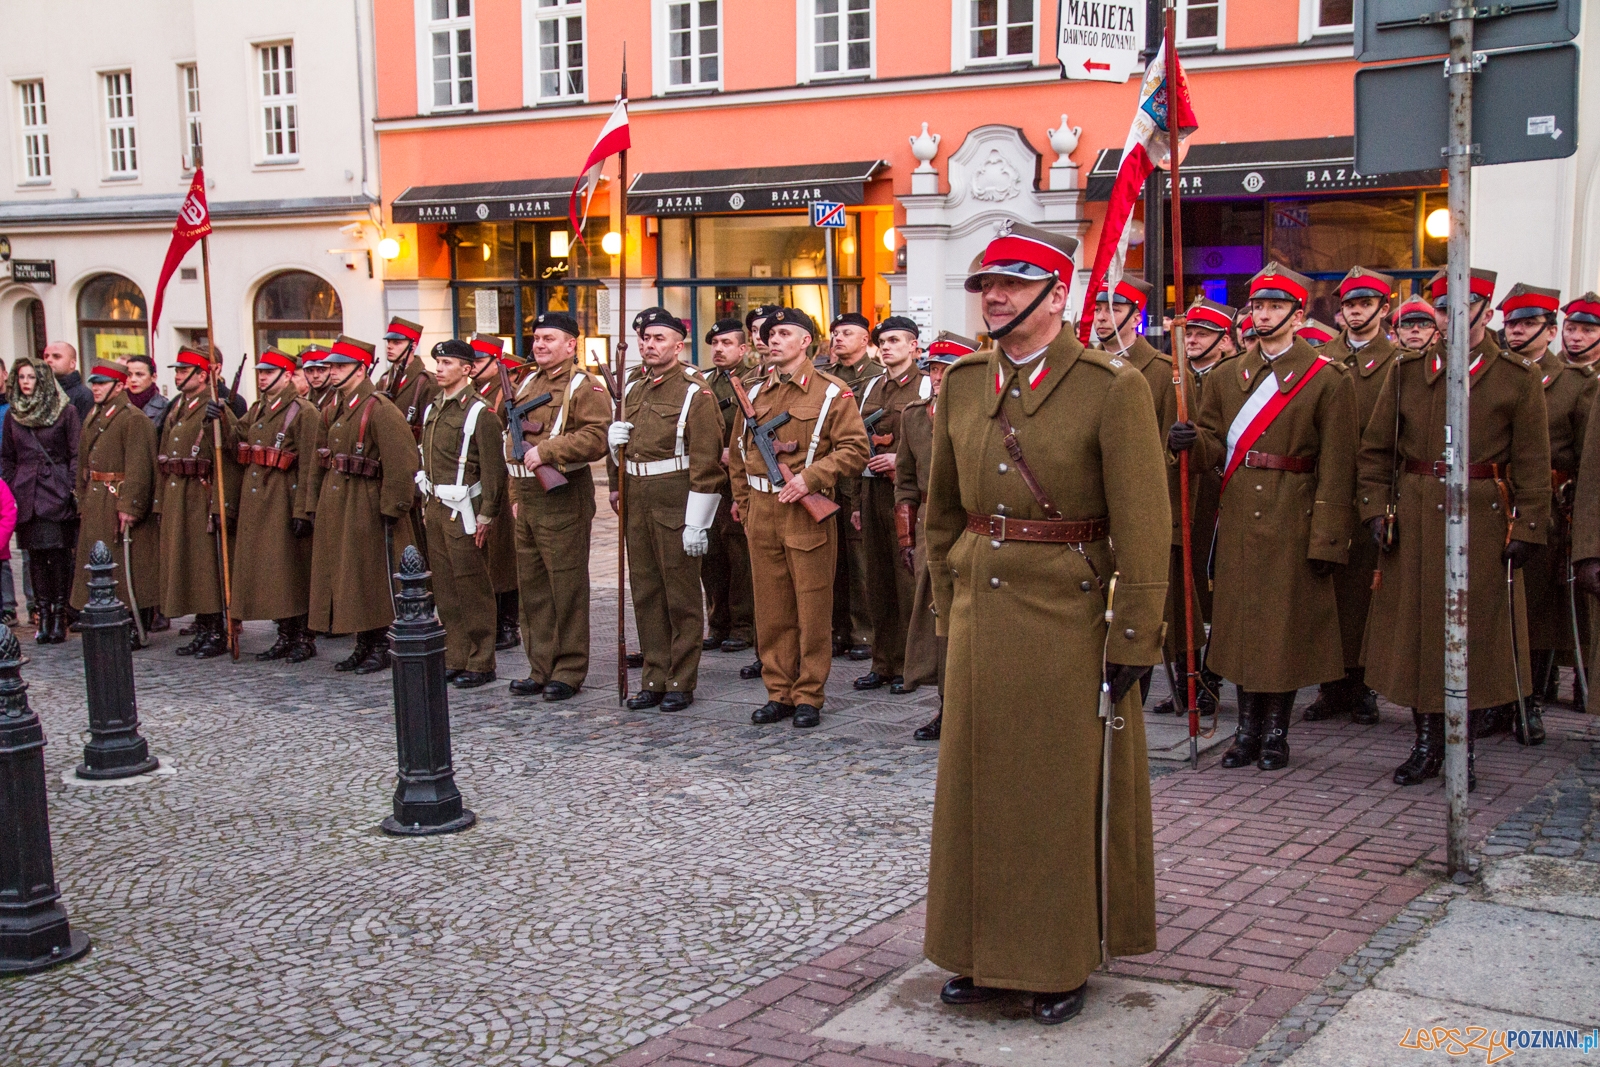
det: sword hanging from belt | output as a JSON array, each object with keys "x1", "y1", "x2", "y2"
[
  {"x1": 1098, "y1": 571, "x2": 1122, "y2": 969},
  {"x1": 122, "y1": 526, "x2": 146, "y2": 647}
]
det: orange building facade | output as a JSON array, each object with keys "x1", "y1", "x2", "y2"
[{"x1": 371, "y1": 0, "x2": 1456, "y2": 362}]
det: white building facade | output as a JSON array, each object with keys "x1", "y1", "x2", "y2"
[{"x1": 0, "y1": 0, "x2": 388, "y2": 395}]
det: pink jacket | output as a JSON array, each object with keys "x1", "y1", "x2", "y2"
[{"x1": 0, "y1": 479, "x2": 16, "y2": 561}]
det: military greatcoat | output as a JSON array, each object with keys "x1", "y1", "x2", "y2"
[
  {"x1": 1568, "y1": 378, "x2": 1600, "y2": 713},
  {"x1": 892, "y1": 394, "x2": 942, "y2": 693},
  {"x1": 71, "y1": 391, "x2": 160, "y2": 612},
  {"x1": 306, "y1": 378, "x2": 420, "y2": 634},
  {"x1": 379, "y1": 354, "x2": 440, "y2": 439},
  {"x1": 154, "y1": 391, "x2": 242, "y2": 617},
  {"x1": 1190, "y1": 338, "x2": 1359, "y2": 693},
  {"x1": 230, "y1": 383, "x2": 320, "y2": 622},
  {"x1": 476, "y1": 371, "x2": 521, "y2": 596},
  {"x1": 924, "y1": 330, "x2": 1165, "y2": 994},
  {"x1": 1522, "y1": 355, "x2": 1594, "y2": 652},
  {"x1": 1358, "y1": 336, "x2": 1550, "y2": 711}
]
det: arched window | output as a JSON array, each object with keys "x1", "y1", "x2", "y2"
[
  {"x1": 253, "y1": 270, "x2": 342, "y2": 356},
  {"x1": 77, "y1": 273, "x2": 149, "y2": 365}
]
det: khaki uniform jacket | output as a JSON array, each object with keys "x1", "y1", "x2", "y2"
[
  {"x1": 858, "y1": 364, "x2": 929, "y2": 488},
  {"x1": 230, "y1": 385, "x2": 320, "y2": 621},
  {"x1": 608, "y1": 363, "x2": 726, "y2": 497},
  {"x1": 378, "y1": 356, "x2": 440, "y2": 439},
  {"x1": 923, "y1": 331, "x2": 1165, "y2": 993},
  {"x1": 1191, "y1": 339, "x2": 1358, "y2": 691},
  {"x1": 830, "y1": 355, "x2": 884, "y2": 514},
  {"x1": 508, "y1": 359, "x2": 612, "y2": 500},
  {"x1": 1358, "y1": 335, "x2": 1550, "y2": 711},
  {"x1": 727, "y1": 366, "x2": 869, "y2": 526},
  {"x1": 71, "y1": 392, "x2": 159, "y2": 612},
  {"x1": 306, "y1": 379, "x2": 420, "y2": 634},
  {"x1": 154, "y1": 392, "x2": 242, "y2": 617},
  {"x1": 420, "y1": 386, "x2": 508, "y2": 528},
  {"x1": 894, "y1": 397, "x2": 933, "y2": 507},
  {"x1": 705, "y1": 366, "x2": 754, "y2": 447},
  {"x1": 1524, "y1": 354, "x2": 1595, "y2": 650}
]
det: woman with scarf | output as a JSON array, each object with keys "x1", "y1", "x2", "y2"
[{"x1": 2, "y1": 354, "x2": 82, "y2": 642}]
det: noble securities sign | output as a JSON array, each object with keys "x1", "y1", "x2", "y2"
[{"x1": 1057, "y1": 0, "x2": 1145, "y2": 83}]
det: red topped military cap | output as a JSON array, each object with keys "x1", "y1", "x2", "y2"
[
  {"x1": 1297, "y1": 319, "x2": 1336, "y2": 345},
  {"x1": 173, "y1": 345, "x2": 212, "y2": 370},
  {"x1": 1565, "y1": 292, "x2": 1600, "y2": 326},
  {"x1": 1096, "y1": 274, "x2": 1153, "y2": 308},
  {"x1": 324, "y1": 335, "x2": 377, "y2": 366},
  {"x1": 87, "y1": 359, "x2": 129, "y2": 384},
  {"x1": 1395, "y1": 294, "x2": 1438, "y2": 324},
  {"x1": 925, "y1": 331, "x2": 980, "y2": 363},
  {"x1": 1248, "y1": 262, "x2": 1312, "y2": 304},
  {"x1": 384, "y1": 316, "x2": 423, "y2": 344},
  {"x1": 255, "y1": 347, "x2": 299, "y2": 372},
  {"x1": 300, "y1": 343, "x2": 331, "y2": 367},
  {"x1": 1427, "y1": 268, "x2": 1497, "y2": 307},
  {"x1": 1498, "y1": 283, "x2": 1561, "y2": 322},
  {"x1": 1181, "y1": 295, "x2": 1236, "y2": 333},
  {"x1": 1338, "y1": 266, "x2": 1395, "y2": 302},
  {"x1": 964, "y1": 220, "x2": 1078, "y2": 293},
  {"x1": 468, "y1": 334, "x2": 504, "y2": 358}
]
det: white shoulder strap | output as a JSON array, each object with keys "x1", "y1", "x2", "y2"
[
  {"x1": 806, "y1": 382, "x2": 842, "y2": 468},
  {"x1": 456, "y1": 400, "x2": 485, "y2": 487},
  {"x1": 859, "y1": 374, "x2": 885, "y2": 408},
  {"x1": 918, "y1": 374, "x2": 933, "y2": 400},
  {"x1": 675, "y1": 383, "x2": 701, "y2": 458},
  {"x1": 422, "y1": 402, "x2": 435, "y2": 423},
  {"x1": 550, "y1": 372, "x2": 587, "y2": 437}
]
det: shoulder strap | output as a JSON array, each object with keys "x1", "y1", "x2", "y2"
[
  {"x1": 456, "y1": 399, "x2": 486, "y2": 486},
  {"x1": 354, "y1": 395, "x2": 379, "y2": 454},
  {"x1": 675, "y1": 383, "x2": 701, "y2": 457},
  {"x1": 806, "y1": 382, "x2": 842, "y2": 468},
  {"x1": 551, "y1": 372, "x2": 586, "y2": 437},
  {"x1": 994, "y1": 405, "x2": 1061, "y2": 519}
]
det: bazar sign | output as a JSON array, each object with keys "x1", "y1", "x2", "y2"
[
  {"x1": 628, "y1": 182, "x2": 866, "y2": 216},
  {"x1": 392, "y1": 198, "x2": 560, "y2": 223}
]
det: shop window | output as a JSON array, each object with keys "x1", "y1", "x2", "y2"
[
  {"x1": 258, "y1": 43, "x2": 299, "y2": 162},
  {"x1": 17, "y1": 80, "x2": 50, "y2": 182},
  {"x1": 962, "y1": 0, "x2": 1035, "y2": 65},
  {"x1": 1177, "y1": 0, "x2": 1222, "y2": 47},
  {"x1": 444, "y1": 220, "x2": 610, "y2": 361},
  {"x1": 664, "y1": 0, "x2": 720, "y2": 90},
  {"x1": 77, "y1": 274, "x2": 149, "y2": 365},
  {"x1": 1315, "y1": 0, "x2": 1352, "y2": 31},
  {"x1": 102, "y1": 71, "x2": 138, "y2": 178},
  {"x1": 253, "y1": 271, "x2": 342, "y2": 356},
  {"x1": 424, "y1": 0, "x2": 475, "y2": 111},
  {"x1": 532, "y1": 0, "x2": 585, "y2": 101},
  {"x1": 179, "y1": 63, "x2": 201, "y2": 171},
  {"x1": 811, "y1": 0, "x2": 872, "y2": 79},
  {"x1": 691, "y1": 215, "x2": 858, "y2": 280}
]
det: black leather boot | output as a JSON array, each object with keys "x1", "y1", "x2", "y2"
[
  {"x1": 914, "y1": 712, "x2": 942, "y2": 741},
  {"x1": 1150, "y1": 653, "x2": 1187, "y2": 715},
  {"x1": 32, "y1": 603, "x2": 53, "y2": 644},
  {"x1": 175, "y1": 614, "x2": 208, "y2": 655},
  {"x1": 1348, "y1": 668, "x2": 1381, "y2": 725},
  {"x1": 1257, "y1": 692, "x2": 1293, "y2": 770},
  {"x1": 286, "y1": 616, "x2": 317, "y2": 663},
  {"x1": 191, "y1": 614, "x2": 230, "y2": 659},
  {"x1": 495, "y1": 590, "x2": 520, "y2": 651},
  {"x1": 353, "y1": 629, "x2": 391, "y2": 674},
  {"x1": 1220, "y1": 689, "x2": 1263, "y2": 768},
  {"x1": 1394, "y1": 711, "x2": 1444, "y2": 785},
  {"x1": 1513, "y1": 698, "x2": 1547, "y2": 746},
  {"x1": 334, "y1": 633, "x2": 370, "y2": 672},
  {"x1": 256, "y1": 619, "x2": 298, "y2": 661},
  {"x1": 1302, "y1": 676, "x2": 1349, "y2": 721}
]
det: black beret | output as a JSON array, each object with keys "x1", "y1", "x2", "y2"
[
  {"x1": 432, "y1": 339, "x2": 477, "y2": 363},
  {"x1": 873, "y1": 315, "x2": 921, "y2": 342},
  {"x1": 705, "y1": 318, "x2": 745, "y2": 343},
  {"x1": 830, "y1": 312, "x2": 871, "y2": 333},
  {"x1": 745, "y1": 304, "x2": 781, "y2": 332},
  {"x1": 761, "y1": 307, "x2": 817, "y2": 342},
  {"x1": 634, "y1": 307, "x2": 688, "y2": 337},
  {"x1": 532, "y1": 311, "x2": 580, "y2": 337}
]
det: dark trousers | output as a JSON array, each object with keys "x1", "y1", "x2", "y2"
[
  {"x1": 860, "y1": 477, "x2": 914, "y2": 677},
  {"x1": 701, "y1": 488, "x2": 755, "y2": 643}
]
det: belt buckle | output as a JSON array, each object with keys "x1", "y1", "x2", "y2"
[{"x1": 993, "y1": 513, "x2": 1006, "y2": 542}]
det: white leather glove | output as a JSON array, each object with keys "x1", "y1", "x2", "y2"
[
  {"x1": 682, "y1": 490, "x2": 719, "y2": 558},
  {"x1": 607, "y1": 420, "x2": 633, "y2": 461},
  {"x1": 683, "y1": 526, "x2": 710, "y2": 557}
]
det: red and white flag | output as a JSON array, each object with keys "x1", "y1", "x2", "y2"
[
  {"x1": 568, "y1": 99, "x2": 631, "y2": 244},
  {"x1": 151, "y1": 168, "x2": 212, "y2": 335},
  {"x1": 1076, "y1": 44, "x2": 1197, "y2": 343}
]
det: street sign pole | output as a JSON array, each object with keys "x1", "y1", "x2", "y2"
[
  {"x1": 811, "y1": 199, "x2": 847, "y2": 326},
  {"x1": 1442, "y1": 9, "x2": 1474, "y2": 881},
  {"x1": 825, "y1": 230, "x2": 836, "y2": 327}
]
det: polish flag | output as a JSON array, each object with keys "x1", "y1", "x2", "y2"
[
  {"x1": 568, "y1": 99, "x2": 631, "y2": 243},
  {"x1": 1076, "y1": 43, "x2": 1197, "y2": 343},
  {"x1": 151, "y1": 168, "x2": 212, "y2": 334}
]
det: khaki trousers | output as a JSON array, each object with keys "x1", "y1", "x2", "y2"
[
  {"x1": 747, "y1": 490, "x2": 838, "y2": 708},
  {"x1": 625, "y1": 470, "x2": 703, "y2": 693},
  {"x1": 514, "y1": 465, "x2": 595, "y2": 688},
  {"x1": 425, "y1": 499, "x2": 496, "y2": 673},
  {"x1": 701, "y1": 486, "x2": 755, "y2": 642}
]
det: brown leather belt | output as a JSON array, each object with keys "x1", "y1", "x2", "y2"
[
  {"x1": 966, "y1": 512, "x2": 1110, "y2": 543},
  {"x1": 89, "y1": 471, "x2": 124, "y2": 483},
  {"x1": 1404, "y1": 459, "x2": 1502, "y2": 479},
  {"x1": 1242, "y1": 450, "x2": 1316, "y2": 473}
]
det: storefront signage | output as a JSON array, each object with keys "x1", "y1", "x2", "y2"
[
  {"x1": 1057, "y1": 0, "x2": 1144, "y2": 83},
  {"x1": 391, "y1": 179, "x2": 576, "y2": 224},
  {"x1": 94, "y1": 333, "x2": 147, "y2": 360},
  {"x1": 631, "y1": 182, "x2": 865, "y2": 216},
  {"x1": 1086, "y1": 138, "x2": 1442, "y2": 202},
  {"x1": 10, "y1": 259, "x2": 54, "y2": 283}
]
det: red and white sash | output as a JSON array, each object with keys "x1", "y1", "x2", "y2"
[{"x1": 1219, "y1": 357, "x2": 1330, "y2": 492}]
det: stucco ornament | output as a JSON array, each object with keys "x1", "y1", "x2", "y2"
[
  {"x1": 1048, "y1": 114, "x2": 1082, "y2": 163},
  {"x1": 970, "y1": 149, "x2": 1021, "y2": 202},
  {"x1": 909, "y1": 123, "x2": 942, "y2": 173}
]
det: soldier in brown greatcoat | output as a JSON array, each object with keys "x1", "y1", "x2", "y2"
[
  {"x1": 1498, "y1": 283, "x2": 1596, "y2": 719},
  {"x1": 894, "y1": 332, "x2": 977, "y2": 740},
  {"x1": 302, "y1": 345, "x2": 339, "y2": 417},
  {"x1": 608, "y1": 308, "x2": 727, "y2": 711},
  {"x1": 1360, "y1": 268, "x2": 1551, "y2": 787},
  {"x1": 852, "y1": 316, "x2": 929, "y2": 694},
  {"x1": 154, "y1": 346, "x2": 242, "y2": 659},
  {"x1": 71, "y1": 359, "x2": 160, "y2": 646},
  {"x1": 468, "y1": 334, "x2": 528, "y2": 650},
  {"x1": 826, "y1": 312, "x2": 881, "y2": 662},
  {"x1": 729, "y1": 308, "x2": 869, "y2": 729},
  {"x1": 1170, "y1": 264, "x2": 1359, "y2": 772},
  {"x1": 1302, "y1": 267, "x2": 1400, "y2": 725},
  {"x1": 1559, "y1": 293, "x2": 1600, "y2": 374},
  {"x1": 1393, "y1": 294, "x2": 1441, "y2": 353},
  {"x1": 230, "y1": 348, "x2": 321, "y2": 661},
  {"x1": 700, "y1": 319, "x2": 758, "y2": 655},
  {"x1": 376, "y1": 317, "x2": 439, "y2": 438},
  {"x1": 924, "y1": 223, "x2": 1165, "y2": 1025},
  {"x1": 503, "y1": 312, "x2": 610, "y2": 701},
  {"x1": 305, "y1": 335, "x2": 420, "y2": 674}
]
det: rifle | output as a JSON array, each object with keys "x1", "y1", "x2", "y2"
[
  {"x1": 859, "y1": 407, "x2": 887, "y2": 476},
  {"x1": 498, "y1": 365, "x2": 568, "y2": 492},
  {"x1": 726, "y1": 376, "x2": 838, "y2": 523}
]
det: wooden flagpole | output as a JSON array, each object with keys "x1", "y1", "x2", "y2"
[
  {"x1": 199, "y1": 236, "x2": 238, "y2": 659},
  {"x1": 1164, "y1": 3, "x2": 1200, "y2": 768},
  {"x1": 615, "y1": 48, "x2": 630, "y2": 704}
]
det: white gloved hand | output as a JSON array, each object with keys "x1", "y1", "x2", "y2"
[
  {"x1": 682, "y1": 526, "x2": 710, "y2": 557},
  {"x1": 607, "y1": 420, "x2": 633, "y2": 460}
]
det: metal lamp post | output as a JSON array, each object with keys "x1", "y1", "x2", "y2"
[{"x1": 77, "y1": 541, "x2": 158, "y2": 780}]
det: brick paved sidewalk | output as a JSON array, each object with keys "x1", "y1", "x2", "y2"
[{"x1": 604, "y1": 693, "x2": 1599, "y2": 1067}]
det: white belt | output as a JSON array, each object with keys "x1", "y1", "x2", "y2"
[
  {"x1": 507, "y1": 461, "x2": 584, "y2": 479},
  {"x1": 415, "y1": 472, "x2": 484, "y2": 533},
  {"x1": 625, "y1": 456, "x2": 690, "y2": 477},
  {"x1": 747, "y1": 475, "x2": 777, "y2": 493}
]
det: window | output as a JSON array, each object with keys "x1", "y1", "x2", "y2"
[
  {"x1": 1178, "y1": 0, "x2": 1222, "y2": 46},
  {"x1": 428, "y1": 0, "x2": 475, "y2": 109},
  {"x1": 77, "y1": 274, "x2": 149, "y2": 364},
  {"x1": 102, "y1": 71, "x2": 138, "y2": 177},
  {"x1": 666, "y1": 1, "x2": 720, "y2": 89},
  {"x1": 258, "y1": 44, "x2": 298, "y2": 162},
  {"x1": 254, "y1": 271, "x2": 343, "y2": 356},
  {"x1": 1315, "y1": 0, "x2": 1352, "y2": 30},
  {"x1": 180, "y1": 64, "x2": 202, "y2": 170},
  {"x1": 17, "y1": 80, "x2": 49, "y2": 182},
  {"x1": 813, "y1": 0, "x2": 872, "y2": 77},
  {"x1": 968, "y1": 0, "x2": 1034, "y2": 63},
  {"x1": 533, "y1": 0, "x2": 585, "y2": 101}
]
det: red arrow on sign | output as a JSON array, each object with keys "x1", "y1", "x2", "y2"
[{"x1": 1083, "y1": 58, "x2": 1110, "y2": 73}]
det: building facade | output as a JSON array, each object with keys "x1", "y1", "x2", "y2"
[
  {"x1": 371, "y1": 0, "x2": 1598, "y2": 365},
  {"x1": 0, "y1": 0, "x2": 385, "y2": 392}
]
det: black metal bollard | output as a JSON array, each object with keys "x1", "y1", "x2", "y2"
[
  {"x1": 380, "y1": 545, "x2": 475, "y2": 836},
  {"x1": 77, "y1": 542, "x2": 158, "y2": 781},
  {"x1": 0, "y1": 627, "x2": 92, "y2": 973}
]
